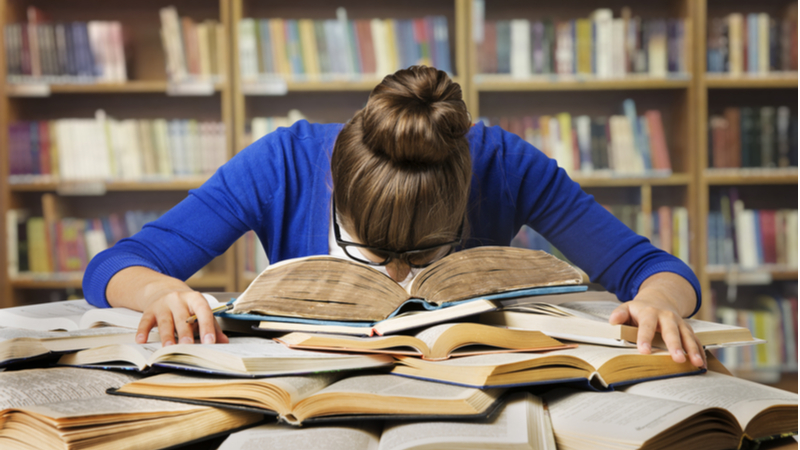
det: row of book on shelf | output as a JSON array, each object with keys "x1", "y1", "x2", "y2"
[
  {"x1": 238, "y1": 10, "x2": 452, "y2": 82},
  {"x1": 707, "y1": 7, "x2": 798, "y2": 75},
  {"x1": 713, "y1": 293, "x2": 798, "y2": 373},
  {"x1": 0, "y1": 247, "x2": 794, "y2": 449},
  {"x1": 8, "y1": 113, "x2": 227, "y2": 183},
  {"x1": 159, "y1": 6, "x2": 226, "y2": 82},
  {"x1": 513, "y1": 205, "x2": 690, "y2": 266},
  {"x1": 707, "y1": 191, "x2": 798, "y2": 269},
  {"x1": 6, "y1": 206, "x2": 162, "y2": 277},
  {"x1": 481, "y1": 99, "x2": 671, "y2": 176},
  {"x1": 476, "y1": 9, "x2": 689, "y2": 78},
  {"x1": 708, "y1": 106, "x2": 798, "y2": 169},
  {"x1": 4, "y1": 7, "x2": 127, "y2": 83}
]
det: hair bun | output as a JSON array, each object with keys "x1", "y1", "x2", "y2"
[{"x1": 361, "y1": 66, "x2": 470, "y2": 165}]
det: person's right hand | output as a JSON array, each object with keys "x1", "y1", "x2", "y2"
[{"x1": 135, "y1": 289, "x2": 229, "y2": 347}]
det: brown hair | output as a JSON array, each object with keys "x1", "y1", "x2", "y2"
[{"x1": 331, "y1": 66, "x2": 472, "y2": 252}]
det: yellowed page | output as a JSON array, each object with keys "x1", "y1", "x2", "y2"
[{"x1": 0, "y1": 367, "x2": 140, "y2": 409}]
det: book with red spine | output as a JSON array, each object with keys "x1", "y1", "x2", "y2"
[
  {"x1": 355, "y1": 19, "x2": 376, "y2": 75},
  {"x1": 646, "y1": 110, "x2": 672, "y2": 171},
  {"x1": 759, "y1": 210, "x2": 777, "y2": 264},
  {"x1": 38, "y1": 120, "x2": 51, "y2": 176}
]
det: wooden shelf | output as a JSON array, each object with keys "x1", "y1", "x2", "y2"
[
  {"x1": 10, "y1": 273, "x2": 83, "y2": 289},
  {"x1": 704, "y1": 73, "x2": 798, "y2": 89},
  {"x1": 242, "y1": 77, "x2": 465, "y2": 94},
  {"x1": 706, "y1": 267, "x2": 798, "y2": 282},
  {"x1": 6, "y1": 80, "x2": 226, "y2": 96},
  {"x1": 703, "y1": 169, "x2": 798, "y2": 185},
  {"x1": 186, "y1": 273, "x2": 232, "y2": 288},
  {"x1": 9, "y1": 178, "x2": 210, "y2": 192},
  {"x1": 474, "y1": 75, "x2": 691, "y2": 91},
  {"x1": 573, "y1": 173, "x2": 691, "y2": 187}
]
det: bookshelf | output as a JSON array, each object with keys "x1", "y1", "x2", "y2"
[
  {"x1": 696, "y1": 0, "x2": 798, "y2": 388},
  {"x1": 0, "y1": 0, "x2": 797, "y2": 388},
  {"x1": 0, "y1": 0, "x2": 237, "y2": 307}
]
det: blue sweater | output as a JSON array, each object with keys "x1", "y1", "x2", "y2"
[{"x1": 83, "y1": 120, "x2": 701, "y2": 314}]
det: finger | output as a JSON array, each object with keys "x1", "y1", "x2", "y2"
[
  {"x1": 214, "y1": 320, "x2": 230, "y2": 344},
  {"x1": 679, "y1": 324, "x2": 706, "y2": 368},
  {"x1": 657, "y1": 315, "x2": 686, "y2": 364},
  {"x1": 172, "y1": 302, "x2": 196, "y2": 345},
  {"x1": 136, "y1": 312, "x2": 157, "y2": 344},
  {"x1": 635, "y1": 310, "x2": 658, "y2": 355},
  {"x1": 608, "y1": 303, "x2": 631, "y2": 325},
  {"x1": 155, "y1": 307, "x2": 176, "y2": 347},
  {"x1": 188, "y1": 295, "x2": 217, "y2": 345}
]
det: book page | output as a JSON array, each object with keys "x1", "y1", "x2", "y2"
[
  {"x1": 154, "y1": 336, "x2": 383, "y2": 361},
  {"x1": 0, "y1": 367, "x2": 140, "y2": 409},
  {"x1": 413, "y1": 323, "x2": 459, "y2": 349},
  {"x1": 79, "y1": 306, "x2": 144, "y2": 329},
  {"x1": 0, "y1": 326, "x2": 69, "y2": 340},
  {"x1": 0, "y1": 299, "x2": 95, "y2": 331},
  {"x1": 379, "y1": 391, "x2": 556, "y2": 450},
  {"x1": 621, "y1": 371, "x2": 799, "y2": 429},
  {"x1": 317, "y1": 374, "x2": 502, "y2": 402},
  {"x1": 411, "y1": 247, "x2": 582, "y2": 304},
  {"x1": 21, "y1": 393, "x2": 202, "y2": 419},
  {"x1": 543, "y1": 388, "x2": 724, "y2": 446},
  {"x1": 219, "y1": 423, "x2": 380, "y2": 450}
]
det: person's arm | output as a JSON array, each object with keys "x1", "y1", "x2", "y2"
[{"x1": 107, "y1": 266, "x2": 228, "y2": 346}]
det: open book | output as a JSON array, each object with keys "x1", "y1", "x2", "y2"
[
  {"x1": 481, "y1": 296, "x2": 760, "y2": 348},
  {"x1": 225, "y1": 247, "x2": 586, "y2": 325},
  {"x1": 217, "y1": 391, "x2": 556, "y2": 450},
  {"x1": 275, "y1": 323, "x2": 572, "y2": 361},
  {"x1": 110, "y1": 372, "x2": 506, "y2": 426},
  {"x1": 544, "y1": 371, "x2": 798, "y2": 450},
  {"x1": 58, "y1": 336, "x2": 393, "y2": 376},
  {"x1": 391, "y1": 343, "x2": 703, "y2": 390},
  {"x1": 0, "y1": 326, "x2": 158, "y2": 367},
  {"x1": 0, "y1": 299, "x2": 144, "y2": 331},
  {"x1": 0, "y1": 367, "x2": 262, "y2": 450}
]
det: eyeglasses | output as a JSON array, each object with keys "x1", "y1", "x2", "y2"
[{"x1": 332, "y1": 197, "x2": 464, "y2": 268}]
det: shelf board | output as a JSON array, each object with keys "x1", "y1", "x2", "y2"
[
  {"x1": 10, "y1": 273, "x2": 83, "y2": 289},
  {"x1": 703, "y1": 168, "x2": 798, "y2": 185},
  {"x1": 242, "y1": 76, "x2": 464, "y2": 94},
  {"x1": 706, "y1": 266, "x2": 798, "y2": 282},
  {"x1": 9, "y1": 177, "x2": 210, "y2": 192},
  {"x1": 704, "y1": 73, "x2": 798, "y2": 89},
  {"x1": 475, "y1": 75, "x2": 691, "y2": 91},
  {"x1": 573, "y1": 173, "x2": 691, "y2": 187},
  {"x1": 6, "y1": 80, "x2": 225, "y2": 95}
]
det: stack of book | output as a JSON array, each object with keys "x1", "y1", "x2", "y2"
[
  {"x1": 237, "y1": 9, "x2": 452, "y2": 82},
  {"x1": 6, "y1": 209, "x2": 162, "y2": 277},
  {"x1": 4, "y1": 6, "x2": 127, "y2": 84},
  {"x1": 7, "y1": 114, "x2": 227, "y2": 183},
  {"x1": 476, "y1": 9, "x2": 690, "y2": 78},
  {"x1": 159, "y1": 6, "x2": 227, "y2": 83},
  {"x1": 707, "y1": 192, "x2": 798, "y2": 270},
  {"x1": 0, "y1": 248, "x2": 795, "y2": 449},
  {"x1": 708, "y1": 106, "x2": 798, "y2": 169},
  {"x1": 482, "y1": 100, "x2": 671, "y2": 176},
  {"x1": 707, "y1": 6, "x2": 799, "y2": 75}
]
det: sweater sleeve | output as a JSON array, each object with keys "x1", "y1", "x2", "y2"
[
  {"x1": 499, "y1": 128, "x2": 701, "y2": 316},
  {"x1": 82, "y1": 143, "x2": 271, "y2": 308}
]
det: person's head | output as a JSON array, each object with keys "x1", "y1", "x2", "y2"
[{"x1": 331, "y1": 66, "x2": 472, "y2": 281}]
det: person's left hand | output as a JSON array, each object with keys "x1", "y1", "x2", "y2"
[{"x1": 608, "y1": 272, "x2": 706, "y2": 369}]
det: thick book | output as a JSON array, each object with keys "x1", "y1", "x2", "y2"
[
  {"x1": 225, "y1": 247, "x2": 585, "y2": 326},
  {"x1": 58, "y1": 336, "x2": 393, "y2": 377},
  {"x1": 479, "y1": 293, "x2": 760, "y2": 348},
  {"x1": 110, "y1": 372, "x2": 506, "y2": 426},
  {"x1": 391, "y1": 343, "x2": 703, "y2": 390},
  {"x1": 216, "y1": 391, "x2": 556, "y2": 450},
  {"x1": 544, "y1": 371, "x2": 797, "y2": 450},
  {"x1": 275, "y1": 323, "x2": 573, "y2": 361},
  {"x1": 0, "y1": 367, "x2": 262, "y2": 450}
]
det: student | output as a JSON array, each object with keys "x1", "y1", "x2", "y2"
[{"x1": 83, "y1": 66, "x2": 705, "y2": 368}]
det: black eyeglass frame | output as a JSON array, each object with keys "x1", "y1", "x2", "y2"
[{"x1": 332, "y1": 197, "x2": 464, "y2": 268}]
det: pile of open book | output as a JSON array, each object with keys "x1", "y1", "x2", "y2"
[{"x1": 0, "y1": 247, "x2": 796, "y2": 450}]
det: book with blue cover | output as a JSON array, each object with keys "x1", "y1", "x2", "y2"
[{"x1": 221, "y1": 246, "x2": 587, "y2": 336}]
